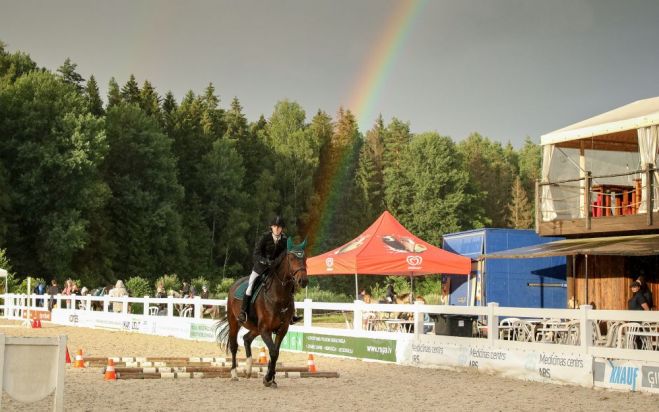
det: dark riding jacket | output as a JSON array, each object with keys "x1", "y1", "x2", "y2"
[{"x1": 253, "y1": 231, "x2": 288, "y2": 275}]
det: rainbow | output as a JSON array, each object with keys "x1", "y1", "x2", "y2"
[
  {"x1": 305, "y1": 0, "x2": 427, "y2": 254},
  {"x1": 348, "y1": 0, "x2": 428, "y2": 131}
]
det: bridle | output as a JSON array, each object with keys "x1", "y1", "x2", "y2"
[{"x1": 271, "y1": 251, "x2": 307, "y2": 289}]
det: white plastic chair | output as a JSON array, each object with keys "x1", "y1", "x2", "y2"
[
  {"x1": 180, "y1": 307, "x2": 193, "y2": 318},
  {"x1": 148, "y1": 306, "x2": 159, "y2": 316},
  {"x1": 512, "y1": 320, "x2": 535, "y2": 342},
  {"x1": 617, "y1": 322, "x2": 642, "y2": 349},
  {"x1": 499, "y1": 317, "x2": 519, "y2": 340}
]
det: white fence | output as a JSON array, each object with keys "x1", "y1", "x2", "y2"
[{"x1": 2, "y1": 293, "x2": 659, "y2": 393}]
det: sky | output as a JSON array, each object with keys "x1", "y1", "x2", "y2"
[{"x1": 2, "y1": 0, "x2": 659, "y2": 147}]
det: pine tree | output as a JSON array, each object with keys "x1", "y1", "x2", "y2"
[
  {"x1": 85, "y1": 75, "x2": 104, "y2": 116},
  {"x1": 103, "y1": 104, "x2": 185, "y2": 277},
  {"x1": 139, "y1": 80, "x2": 161, "y2": 119},
  {"x1": 458, "y1": 133, "x2": 516, "y2": 228},
  {"x1": 107, "y1": 77, "x2": 121, "y2": 109},
  {"x1": 56, "y1": 57, "x2": 84, "y2": 92},
  {"x1": 507, "y1": 175, "x2": 533, "y2": 229},
  {"x1": 121, "y1": 74, "x2": 140, "y2": 105}
]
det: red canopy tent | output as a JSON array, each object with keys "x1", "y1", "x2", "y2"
[{"x1": 307, "y1": 211, "x2": 471, "y2": 297}]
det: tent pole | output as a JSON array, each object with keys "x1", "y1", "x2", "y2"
[
  {"x1": 410, "y1": 275, "x2": 414, "y2": 300},
  {"x1": 354, "y1": 273, "x2": 359, "y2": 300},
  {"x1": 584, "y1": 254, "x2": 589, "y2": 305}
]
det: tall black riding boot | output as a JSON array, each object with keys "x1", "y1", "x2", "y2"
[{"x1": 238, "y1": 296, "x2": 250, "y2": 323}]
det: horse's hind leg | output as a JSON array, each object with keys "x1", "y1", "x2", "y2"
[
  {"x1": 228, "y1": 314, "x2": 240, "y2": 381},
  {"x1": 242, "y1": 330, "x2": 259, "y2": 378}
]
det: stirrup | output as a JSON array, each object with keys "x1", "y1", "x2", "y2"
[{"x1": 238, "y1": 310, "x2": 248, "y2": 323}]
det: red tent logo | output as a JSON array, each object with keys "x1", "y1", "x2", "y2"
[
  {"x1": 325, "y1": 257, "x2": 334, "y2": 271},
  {"x1": 407, "y1": 255, "x2": 422, "y2": 268}
]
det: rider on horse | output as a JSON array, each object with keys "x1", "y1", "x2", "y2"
[{"x1": 239, "y1": 215, "x2": 289, "y2": 323}]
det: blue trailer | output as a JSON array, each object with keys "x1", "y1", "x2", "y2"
[{"x1": 442, "y1": 229, "x2": 566, "y2": 308}]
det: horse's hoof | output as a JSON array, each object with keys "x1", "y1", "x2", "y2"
[
  {"x1": 270, "y1": 381, "x2": 278, "y2": 389},
  {"x1": 263, "y1": 377, "x2": 271, "y2": 387},
  {"x1": 231, "y1": 377, "x2": 239, "y2": 382}
]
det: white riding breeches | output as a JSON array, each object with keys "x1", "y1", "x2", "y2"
[{"x1": 246, "y1": 270, "x2": 260, "y2": 296}]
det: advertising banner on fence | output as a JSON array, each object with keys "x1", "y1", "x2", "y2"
[
  {"x1": 189, "y1": 322, "x2": 216, "y2": 341},
  {"x1": 402, "y1": 334, "x2": 592, "y2": 387},
  {"x1": 303, "y1": 332, "x2": 396, "y2": 362},
  {"x1": 594, "y1": 358, "x2": 659, "y2": 393},
  {"x1": 21, "y1": 309, "x2": 51, "y2": 321}
]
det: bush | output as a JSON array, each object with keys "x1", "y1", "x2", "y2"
[
  {"x1": 156, "y1": 274, "x2": 181, "y2": 294},
  {"x1": 295, "y1": 286, "x2": 352, "y2": 303},
  {"x1": 214, "y1": 278, "x2": 235, "y2": 299},
  {"x1": 16, "y1": 276, "x2": 46, "y2": 294},
  {"x1": 0, "y1": 248, "x2": 19, "y2": 294},
  {"x1": 191, "y1": 276, "x2": 209, "y2": 295},
  {"x1": 126, "y1": 276, "x2": 152, "y2": 314}
]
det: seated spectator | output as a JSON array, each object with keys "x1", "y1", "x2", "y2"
[
  {"x1": 108, "y1": 280, "x2": 129, "y2": 313},
  {"x1": 180, "y1": 281, "x2": 190, "y2": 298},
  {"x1": 155, "y1": 283, "x2": 167, "y2": 314},
  {"x1": 415, "y1": 296, "x2": 433, "y2": 333}
]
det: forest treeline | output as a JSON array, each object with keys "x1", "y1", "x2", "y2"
[{"x1": 0, "y1": 42, "x2": 540, "y2": 294}]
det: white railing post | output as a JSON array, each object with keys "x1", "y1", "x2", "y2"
[
  {"x1": 103, "y1": 295, "x2": 109, "y2": 313},
  {"x1": 86, "y1": 296, "x2": 92, "y2": 311},
  {"x1": 488, "y1": 302, "x2": 499, "y2": 345},
  {"x1": 167, "y1": 296, "x2": 174, "y2": 318},
  {"x1": 303, "y1": 298, "x2": 312, "y2": 328},
  {"x1": 579, "y1": 304, "x2": 592, "y2": 353},
  {"x1": 56, "y1": 294, "x2": 62, "y2": 310},
  {"x1": 413, "y1": 300, "x2": 423, "y2": 336},
  {"x1": 122, "y1": 296, "x2": 129, "y2": 314},
  {"x1": 71, "y1": 295, "x2": 77, "y2": 310},
  {"x1": 143, "y1": 296, "x2": 150, "y2": 315},
  {"x1": 194, "y1": 296, "x2": 202, "y2": 318},
  {"x1": 353, "y1": 300, "x2": 363, "y2": 331}
]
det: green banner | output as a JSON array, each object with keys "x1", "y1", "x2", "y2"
[
  {"x1": 303, "y1": 333, "x2": 396, "y2": 362},
  {"x1": 189, "y1": 322, "x2": 215, "y2": 340},
  {"x1": 280, "y1": 331, "x2": 304, "y2": 351}
]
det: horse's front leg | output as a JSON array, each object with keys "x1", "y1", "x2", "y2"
[
  {"x1": 261, "y1": 326, "x2": 288, "y2": 388},
  {"x1": 242, "y1": 330, "x2": 259, "y2": 378}
]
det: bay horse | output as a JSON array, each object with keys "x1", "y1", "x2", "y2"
[{"x1": 215, "y1": 238, "x2": 308, "y2": 388}]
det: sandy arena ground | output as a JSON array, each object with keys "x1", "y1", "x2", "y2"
[{"x1": 0, "y1": 319, "x2": 656, "y2": 411}]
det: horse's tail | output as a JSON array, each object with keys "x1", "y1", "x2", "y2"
[{"x1": 214, "y1": 315, "x2": 230, "y2": 354}]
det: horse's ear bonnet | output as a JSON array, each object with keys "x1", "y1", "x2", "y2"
[{"x1": 287, "y1": 237, "x2": 307, "y2": 258}]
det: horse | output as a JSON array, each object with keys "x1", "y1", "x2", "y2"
[{"x1": 215, "y1": 238, "x2": 308, "y2": 388}]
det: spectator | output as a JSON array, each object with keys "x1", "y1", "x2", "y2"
[
  {"x1": 62, "y1": 279, "x2": 73, "y2": 308},
  {"x1": 385, "y1": 283, "x2": 396, "y2": 303},
  {"x1": 34, "y1": 281, "x2": 46, "y2": 308},
  {"x1": 78, "y1": 286, "x2": 89, "y2": 309},
  {"x1": 200, "y1": 285, "x2": 209, "y2": 299},
  {"x1": 155, "y1": 283, "x2": 167, "y2": 315},
  {"x1": 108, "y1": 280, "x2": 129, "y2": 313},
  {"x1": 636, "y1": 275, "x2": 654, "y2": 310},
  {"x1": 47, "y1": 279, "x2": 59, "y2": 311},
  {"x1": 415, "y1": 296, "x2": 433, "y2": 333},
  {"x1": 628, "y1": 281, "x2": 650, "y2": 311},
  {"x1": 181, "y1": 281, "x2": 190, "y2": 298}
]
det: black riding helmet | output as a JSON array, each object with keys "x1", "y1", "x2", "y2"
[{"x1": 270, "y1": 215, "x2": 286, "y2": 228}]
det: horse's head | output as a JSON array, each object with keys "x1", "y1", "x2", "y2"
[{"x1": 286, "y1": 237, "x2": 308, "y2": 288}]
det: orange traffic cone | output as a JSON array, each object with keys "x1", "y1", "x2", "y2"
[
  {"x1": 258, "y1": 347, "x2": 267, "y2": 363},
  {"x1": 73, "y1": 349, "x2": 85, "y2": 368},
  {"x1": 104, "y1": 359, "x2": 116, "y2": 381},
  {"x1": 36, "y1": 318, "x2": 42, "y2": 328},
  {"x1": 31, "y1": 318, "x2": 37, "y2": 328},
  {"x1": 307, "y1": 354, "x2": 317, "y2": 373},
  {"x1": 65, "y1": 347, "x2": 71, "y2": 364}
]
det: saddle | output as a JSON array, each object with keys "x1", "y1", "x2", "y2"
[{"x1": 234, "y1": 274, "x2": 266, "y2": 305}]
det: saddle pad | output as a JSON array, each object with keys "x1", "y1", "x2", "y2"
[{"x1": 234, "y1": 277, "x2": 264, "y2": 304}]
